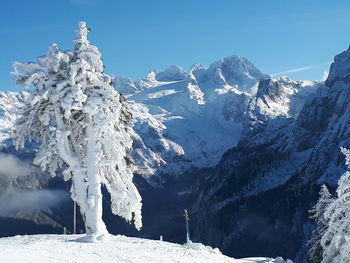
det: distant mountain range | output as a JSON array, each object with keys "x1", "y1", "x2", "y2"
[{"x1": 1, "y1": 47, "x2": 350, "y2": 262}]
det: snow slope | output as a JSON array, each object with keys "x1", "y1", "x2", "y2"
[{"x1": 0, "y1": 234, "x2": 292, "y2": 263}]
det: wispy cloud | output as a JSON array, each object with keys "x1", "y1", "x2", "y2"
[
  {"x1": 270, "y1": 62, "x2": 332, "y2": 77},
  {"x1": 0, "y1": 153, "x2": 70, "y2": 216},
  {"x1": 0, "y1": 153, "x2": 30, "y2": 179},
  {"x1": 0, "y1": 188, "x2": 69, "y2": 216}
]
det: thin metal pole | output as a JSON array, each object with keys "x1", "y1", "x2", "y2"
[
  {"x1": 73, "y1": 201, "x2": 77, "y2": 234},
  {"x1": 184, "y1": 209, "x2": 191, "y2": 243}
]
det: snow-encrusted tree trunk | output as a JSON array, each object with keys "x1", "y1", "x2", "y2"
[
  {"x1": 307, "y1": 184, "x2": 332, "y2": 263},
  {"x1": 321, "y1": 148, "x2": 350, "y2": 263},
  {"x1": 13, "y1": 21, "x2": 142, "y2": 241},
  {"x1": 84, "y1": 112, "x2": 107, "y2": 236}
]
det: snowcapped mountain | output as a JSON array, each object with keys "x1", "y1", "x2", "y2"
[
  {"x1": 196, "y1": 75, "x2": 319, "y2": 210},
  {"x1": 0, "y1": 234, "x2": 293, "y2": 263},
  {"x1": 119, "y1": 56, "x2": 268, "y2": 179},
  {"x1": 241, "y1": 76, "x2": 320, "y2": 148}
]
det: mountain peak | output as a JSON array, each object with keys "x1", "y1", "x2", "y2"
[
  {"x1": 155, "y1": 65, "x2": 187, "y2": 82},
  {"x1": 210, "y1": 55, "x2": 266, "y2": 78},
  {"x1": 326, "y1": 46, "x2": 350, "y2": 87},
  {"x1": 205, "y1": 55, "x2": 268, "y2": 93}
]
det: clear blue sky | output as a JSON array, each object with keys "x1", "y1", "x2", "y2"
[{"x1": 1, "y1": 0, "x2": 350, "y2": 91}]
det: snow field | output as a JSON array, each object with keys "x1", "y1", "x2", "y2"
[{"x1": 0, "y1": 234, "x2": 293, "y2": 263}]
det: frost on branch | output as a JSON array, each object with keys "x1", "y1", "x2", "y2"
[{"x1": 13, "y1": 21, "x2": 142, "y2": 238}]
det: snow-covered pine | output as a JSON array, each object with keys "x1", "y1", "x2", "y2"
[
  {"x1": 12, "y1": 21, "x2": 142, "y2": 241},
  {"x1": 307, "y1": 184, "x2": 332, "y2": 263},
  {"x1": 320, "y1": 147, "x2": 350, "y2": 263}
]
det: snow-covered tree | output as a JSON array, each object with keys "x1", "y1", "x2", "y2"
[
  {"x1": 321, "y1": 147, "x2": 350, "y2": 263},
  {"x1": 307, "y1": 184, "x2": 332, "y2": 263},
  {"x1": 13, "y1": 21, "x2": 142, "y2": 241}
]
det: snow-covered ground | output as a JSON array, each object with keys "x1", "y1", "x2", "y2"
[{"x1": 0, "y1": 234, "x2": 292, "y2": 263}]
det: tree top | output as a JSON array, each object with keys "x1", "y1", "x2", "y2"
[{"x1": 75, "y1": 21, "x2": 90, "y2": 46}]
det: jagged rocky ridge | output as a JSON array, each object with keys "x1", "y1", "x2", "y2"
[{"x1": 0, "y1": 48, "x2": 349, "y2": 262}]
